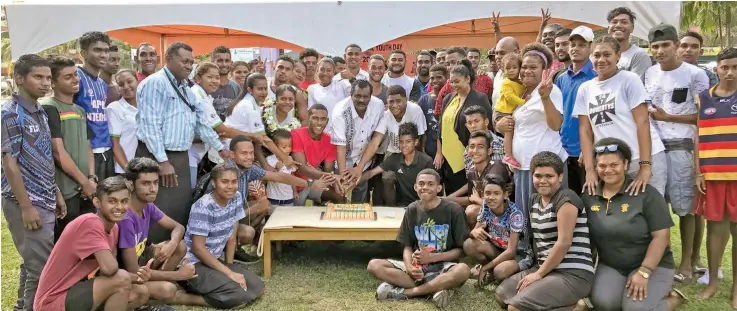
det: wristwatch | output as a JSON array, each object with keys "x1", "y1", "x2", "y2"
[
  {"x1": 88, "y1": 174, "x2": 99, "y2": 183},
  {"x1": 637, "y1": 269, "x2": 650, "y2": 279}
]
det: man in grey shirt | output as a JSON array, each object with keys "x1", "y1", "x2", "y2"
[{"x1": 607, "y1": 7, "x2": 652, "y2": 79}]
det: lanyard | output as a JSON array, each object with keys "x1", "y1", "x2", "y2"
[{"x1": 164, "y1": 70, "x2": 196, "y2": 112}]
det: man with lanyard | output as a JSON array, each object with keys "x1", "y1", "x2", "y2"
[
  {"x1": 555, "y1": 26, "x2": 598, "y2": 194},
  {"x1": 415, "y1": 51, "x2": 433, "y2": 98},
  {"x1": 645, "y1": 23, "x2": 709, "y2": 284},
  {"x1": 382, "y1": 50, "x2": 423, "y2": 102},
  {"x1": 299, "y1": 48, "x2": 320, "y2": 89},
  {"x1": 136, "y1": 42, "x2": 159, "y2": 82},
  {"x1": 101, "y1": 45, "x2": 121, "y2": 105},
  {"x1": 136, "y1": 42, "x2": 231, "y2": 244},
  {"x1": 607, "y1": 7, "x2": 652, "y2": 79},
  {"x1": 75, "y1": 31, "x2": 114, "y2": 182},
  {"x1": 2, "y1": 54, "x2": 64, "y2": 311},
  {"x1": 210, "y1": 46, "x2": 240, "y2": 121},
  {"x1": 678, "y1": 31, "x2": 719, "y2": 88}
]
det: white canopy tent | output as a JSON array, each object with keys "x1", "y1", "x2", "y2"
[{"x1": 5, "y1": 0, "x2": 681, "y2": 60}]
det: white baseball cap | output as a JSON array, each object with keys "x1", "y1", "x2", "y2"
[{"x1": 570, "y1": 26, "x2": 595, "y2": 42}]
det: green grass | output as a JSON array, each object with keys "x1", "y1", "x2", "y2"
[{"x1": 1, "y1": 215, "x2": 734, "y2": 311}]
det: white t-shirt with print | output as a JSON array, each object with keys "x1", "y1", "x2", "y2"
[
  {"x1": 223, "y1": 94, "x2": 266, "y2": 149},
  {"x1": 188, "y1": 84, "x2": 224, "y2": 167},
  {"x1": 512, "y1": 85, "x2": 568, "y2": 170},
  {"x1": 381, "y1": 74, "x2": 415, "y2": 98},
  {"x1": 573, "y1": 70, "x2": 665, "y2": 161},
  {"x1": 330, "y1": 96, "x2": 386, "y2": 171},
  {"x1": 377, "y1": 102, "x2": 427, "y2": 155},
  {"x1": 644, "y1": 62, "x2": 710, "y2": 140},
  {"x1": 307, "y1": 82, "x2": 344, "y2": 133},
  {"x1": 106, "y1": 97, "x2": 138, "y2": 173},
  {"x1": 332, "y1": 69, "x2": 370, "y2": 99},
  {"x1": 266, "y1": 154, "x2": 297, "y2": 201}
]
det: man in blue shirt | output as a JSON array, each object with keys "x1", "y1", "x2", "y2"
[
  {"x1": 555, "y1": 26, "x2": 598, "y2": 194},
  {"x1": 2, "y1": 54, "x2": 65, "y2": 311},
  {"x1": 136, "y1": 42, "x2": 230, "y2": 243},
  {"x1": 75, "y1": 31, "x2": 115, "y2": 182}
]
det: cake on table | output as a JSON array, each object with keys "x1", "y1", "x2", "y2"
[{"x1": 322, "y1": 203, "x2": 376, "y2": 221}]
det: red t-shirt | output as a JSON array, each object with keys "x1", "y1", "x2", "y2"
[
  {"x1": 291, "y1": 127, "x2": 336, "y2": 182},
  {"x1": 35, "y1": 214, "x2": 119, "y2": 311},
  {"x1": 299, "y1": 80, "x2": 318, "y2": 90},
  {"x1": 432, "y1": 75, "x2": 494, "y2": 116}
]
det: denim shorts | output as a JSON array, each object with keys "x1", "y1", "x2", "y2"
[{"x1": 664, "y1": 150, "x2": 695, "y2": 216}]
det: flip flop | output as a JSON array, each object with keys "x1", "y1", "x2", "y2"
[
  {"x1": 693, "y1": 265, "x2": 707, "y2": 274},
  {"x1": 674, "y1": 273, "x2": 693, "y2": 284},
  {"x1": 671, "y1": 288, "x2": 690, "y2": 303}
]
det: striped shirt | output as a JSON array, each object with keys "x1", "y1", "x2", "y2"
[
  {"x1": 530, "y1": 188, "x2": 595, "y2": 273},
  {"x1": 75, "y1": 67, "x2": 111, "y2": 151},
  {"x1": 1, "y1": 94, "x2": 56, "y2": 211},
  {"x1": 136, "y1": 67, "x2": 224, "y2": 163},
  {"x1": 184, "y1": 191, "x2": 245, "y2": 264},
  {"x1": 697, "y1": 86, "x2": 737, "y2": 181}
]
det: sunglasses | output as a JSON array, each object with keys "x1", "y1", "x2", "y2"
[{"x1": 595, "y1": 144, "x2": 619, "y2": 154}]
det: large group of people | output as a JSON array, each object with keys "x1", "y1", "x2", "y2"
[{"x1": 2, "y1": 5, "x2": 737, "y2": 311}]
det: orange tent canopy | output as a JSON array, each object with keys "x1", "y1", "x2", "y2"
[{"x1": 107, "y1": 17, "x2": 602, "y2": 56}]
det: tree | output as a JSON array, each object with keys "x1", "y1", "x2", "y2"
[{"x1": 681, "y1": 1, "x2": 737, "y2": 47}]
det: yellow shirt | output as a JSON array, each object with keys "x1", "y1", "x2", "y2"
[
  {"x1": 441, "y1": 95, "x2": 466, "y2": 173},
  {"x1": 495, "y1": 78, "x2": 525, "y2": 114}
]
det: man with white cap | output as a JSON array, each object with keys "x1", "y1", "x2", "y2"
[{"x1": 555, "y1": 25, "x2": 598, "y2": 194}]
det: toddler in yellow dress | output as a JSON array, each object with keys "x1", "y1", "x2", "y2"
[{"x1": 495, "y1": 53, "x2": 526, "y2": 169}]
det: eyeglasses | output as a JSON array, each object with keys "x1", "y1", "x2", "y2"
[{"x1": 595, "y1": 144, "x2": 619, "y2": 154}]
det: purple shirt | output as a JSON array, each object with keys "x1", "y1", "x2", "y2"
[{"x1": 118, "y1": 203, "x2": 164, "y2": 257}]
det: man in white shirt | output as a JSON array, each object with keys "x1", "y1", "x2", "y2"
[
  {"x1": 644, "y1": 23, "x2": 710, "y2": 283},
  {"x1": 490, "y1": 37, "x2": 520, "y2": 110},
  {"x1": 330, "y1": 80, "x2": 386, "y2": 203},
  {"x1": 607, "y1": 7, "x2": 652, "y2": 79},
  {"x1": 379, "y1": 85, "x2": 427, "y2": 157},
  {"x1": 382, "y1": 50, "x2": 423, "y2": 102},
  {"x1": 333, "y1": 44, "x2": 370, "y2": 99}
]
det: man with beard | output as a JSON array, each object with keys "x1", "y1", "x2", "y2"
[
  {"x1": 76, "y1": 31, "x2": 115, "y2": 182},
  {"x1": 136, "y1": 42, "x2": 159, "y2": 82},
  {"x1": 382, "y1": 50, "x2": 423, "y2": 102},
  {"x1": 292, "y1": 104, "x2": 346, "y2": 205},
  {"x1": 415, "y1": 51, "x2": 433, "y2": 97},
  {"x1": 136, "y1": 42, "x2": 230, "y2": 244},
  {"x1": 467, "y1": 48, "x2": 494, "y2": 101},
  {"x1": 331, "y1": 80, "x2": 387, "y2": 203},
  {"x1": 678, "y1": 31, "x2": 719, "y2": 87},
  {"x1": 607, "y1": 7, "x2": 652, "y2": 79},
  {"x1": 41, "y1": 56, "x2": 96, "y2": 240},
  {"x1": 334, "y1": 44, "x2": 370, "y2": 99},
  {"x1": 299, "y1": 48, "x2": 320, "y2": 89},
  {"x1": 555, "y1": 26, "x2": 598, "y2": 195},
  {"x1": 268, "y1": 55, "x2": 308, "y2": 123},
  {"x1": 550, "y1": 28, "x2": 572, "y2": 83},
  {"x1": 101, "y1": 45, "x2": 121, "y2": 105},
  {"x1": 210, "y1": 46, "x2": 240, "y2": 121}
]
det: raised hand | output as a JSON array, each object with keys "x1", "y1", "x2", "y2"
[{"x1": 541, "y1": 8, "x2": 551, "y2": 25}]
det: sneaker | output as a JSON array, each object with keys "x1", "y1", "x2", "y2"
[
  {"x1": 503, "y1": 155, "x2": 521, "y2": 169},
  {"x1": 376, "y1": 282, "x2": 408, "y2": 301},
  {"x1": 135, "y1": 306, "x2": 176, "y2": 311},
  {"x1": 234, "y1": 247, "x2": 261, "y2": 264},
  {"x1": 432, "y1": 289, "x2": 454, "y2": 309},
  {"x1": 697, "y1": 267, "x2": 724, "y2": 285}
]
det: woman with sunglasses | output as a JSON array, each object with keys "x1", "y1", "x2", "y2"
[
  {"x1": 574, "y1": 36, "x2": 666, "y2": 197},
  {"x1": 582, "y1": 137, "x2": 686, "y2": 311}
]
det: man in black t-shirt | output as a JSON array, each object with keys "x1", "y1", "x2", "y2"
[
  {"x1": 358, "y1": 123, "x2": 433, "y2": 207},
  {"x1": 367, "y1": 169, "x2": 470, "y2": 309}
]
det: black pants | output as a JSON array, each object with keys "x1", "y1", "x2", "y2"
[
  {"x1": 136, "y1": 141, "x2": 192, "y2": 244},
  {"x1": 567, "y1": 157, "x2": 585, "y2": 195},
  {"x1": 183, "y1": 262, "x2": 264, "y2": 309},
  {"x1": 368, "y1": 154, "x2": 385, "y2": 205},
  {"x1": 94, "y1": 149, "x2": 115, "y2": 181},
  {"x1": 55, "y1": 194, "x2": 96, "y2": 242},
  {"x1": 441, "y1": 161, "x2": 467, "y2": 196}
]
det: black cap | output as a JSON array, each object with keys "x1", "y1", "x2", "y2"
[{"x1": 648, "y1": 23, "x2": 678, "y2": 43}]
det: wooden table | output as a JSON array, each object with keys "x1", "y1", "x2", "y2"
[{"x1": 259, "y1": 206, "x2": 405, "y2": 279}]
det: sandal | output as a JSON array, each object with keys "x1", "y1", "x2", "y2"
[
  {"x1": 674, "y1": 273, "x2": 693, "y2": 284},
  {"x1": 693, "y1": 265, "x2": 707, "y2": 274},
  {"x1": 671, "y1": 288, "x2": 690, "y2": 303}
]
